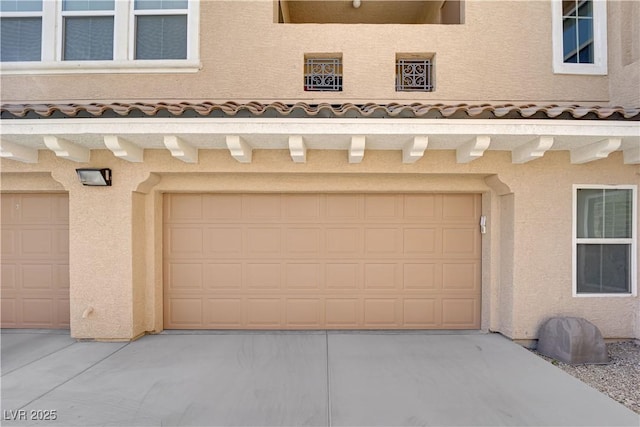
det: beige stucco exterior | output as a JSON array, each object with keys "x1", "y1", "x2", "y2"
[
  {"x1": 1, "y1": 0, "x2": 639, "y2": 341},
  {"x1": 1, "y1": 0, "x2": 633, "y2": 104},
  {"x1": 608, "y1": 1, "x2": 640, "y2": 106},
  {"x1": 1, "y1": 149, "x2": 638, "y2": 340}
]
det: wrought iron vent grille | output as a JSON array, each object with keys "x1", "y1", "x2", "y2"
[
  {"x1": 304, "y1": 58, "x2": 342, "y2": 91},
  {"x1": 396, "y1": 59, "x2": 433, "y2": 92}
]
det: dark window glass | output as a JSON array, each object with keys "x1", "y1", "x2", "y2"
[
  {"x1": 63, "y1": 16, "x2": 114, "y2": 60},
  {"x1": 562, "y1": 0, "x2": 594, "y2": 64},
  {"x1": 0, "y1": 17, "x2": 41, "y2": 61},
  {"x1": 135, "y1": 15, "x2": 187, "y2": 59},
  {"x1": 577, "y1": 244, "x2": 631, "y2": 294},
  {"x1": 577, "y1": 189, "x2": 632, "y2": 239}
]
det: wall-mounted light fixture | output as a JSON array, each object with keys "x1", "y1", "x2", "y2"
[{"x1": 75, "y1": 168, "x2": 112, "y2": 186}]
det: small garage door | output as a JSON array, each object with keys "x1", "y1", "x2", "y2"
[
  {"x1": 164, "y1": 193, "x2": 481, "y2": 329},
  {"x1": 1, "y1": 194, "x2": 70, "y2": 329}
]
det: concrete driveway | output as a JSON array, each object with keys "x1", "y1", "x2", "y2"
[{"x1": 1, "y1": 330, "x2": 638, "y2": 427}]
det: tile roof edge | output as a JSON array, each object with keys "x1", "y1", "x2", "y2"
[{"x1": 1, "y1": 102, "x2": 639, "y2": 121}]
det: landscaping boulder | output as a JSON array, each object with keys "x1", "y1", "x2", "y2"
[{"x1": 537, "y1": 317, "x2": 608, "y2": 364}]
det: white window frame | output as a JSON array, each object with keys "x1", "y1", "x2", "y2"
[
  {"x1": 551, "y1": 0, "x2": 608, "y2": 75},
  {"x1": 572, "y1": 184, "x2": 637, "y2": 297},
  {"x1": 0, "y1": 0, "x2": 200, "y2": 74}
]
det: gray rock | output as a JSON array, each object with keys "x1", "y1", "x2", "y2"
[{"x1": 537, "y1": 317, "x2": 609, "y2": 364}]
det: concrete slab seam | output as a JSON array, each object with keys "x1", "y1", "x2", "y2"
[
  {"x1": 16, "y1": 342, "x2": 131, "y2": 411},
  {"x1": 326, "y1": 331, "x2": 332, "y2": 427},
  {"x1": 1, "y1": 341, "x2": 76, "y2": 377}
]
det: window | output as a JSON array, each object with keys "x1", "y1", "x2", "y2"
[
  {"x1": 0, "y1": 0, "x2": 199, "y2": 73},
  {"x1": 304, "y1": 56, "x2": 342, "y2": 91},
  {"x1": 574, "y1": 186, "x2": 637, "y2": 296},
  {"x1": 552, "y1": 0, "x2": 607, "y2": 75},
  {"x1": 62, "y1": 0, "x2": 115, "y2": 61},
  {"x1": 0, "y1": 0, "x2": 43, "y2": 61},
  {"x1": 396, "y1": 55, "x2": 433, "y2": 92},
  {"x1": 561, "y1": 0, "x2": 593, "y2": 64},
  {"x1": 133, "y1": 0, "x2": 188, "y2": 60}
]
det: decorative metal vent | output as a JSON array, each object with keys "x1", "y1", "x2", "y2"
[
  {"x1": 304, "y1": 58, "x2": 342, "y2": 91},
  {"x1": 396, "y1": 59, "x2": 433, "y2": 92}
]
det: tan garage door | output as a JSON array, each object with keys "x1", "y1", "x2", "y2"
[
  {"x1": 1, "y1": 194, "x2": 70, "y2": 329},
  {"x1": 164, "y1": 193, "x2": 481, "y2": 329}
]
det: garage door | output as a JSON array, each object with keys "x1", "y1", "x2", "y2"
[
  {"x1": 1, "y1": 194, "x2": 70, "y2": 329},
  {"x1": 164, "y1": 193, "x2": 481, "y2": 329}
]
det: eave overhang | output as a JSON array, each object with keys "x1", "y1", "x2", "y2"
[{"x1": 1, "y1": 102, "x2": 639, "y2": 165}]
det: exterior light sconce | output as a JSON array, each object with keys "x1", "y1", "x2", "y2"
[{"x1": 75, "y1": 168, "x2": 112, "y2": 186}]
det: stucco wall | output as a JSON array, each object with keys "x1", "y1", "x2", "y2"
[
  {"x1": 1, "y1": 148, "x2": 638, "y2": 340},
  {"x1": 507, "y1": 152, "x2": 640, "y2": 338},
  {"x1": 0, "y1": 0, "x2": 612, "y2": 105},
  {"x1": 498, "y1": 193, "x2": 515, "y2": 338},
  {"x1": 132, "y1": 192, "x2": 147, "y2": 338},
  {"x1": 608, "y1": 1, "x2": 640, "y2": 106}
]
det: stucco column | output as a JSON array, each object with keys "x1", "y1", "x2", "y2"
[
  {"x1": 51, "y1": 151, "x2": 154, "y2": 340},
  {"x1": 484, "y1": 175, "x2": 515, "y2": 338}
]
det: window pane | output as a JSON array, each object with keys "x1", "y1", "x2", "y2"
[
  {"x1": 577, "y1": 244, "x2": 631, "y2": 294},
  {"x1": 135, "y1": 15, "x2": 187, "y2": 59},
  {"x1": 577, "y1": 0, "x2": 592, "y2": 17},
  {"x1": 563, "y1": 18, "x2": 577, "y2": 62},
  {"x1": 63, "y1": 16, "x2": 113, "y2": 60},
  {"x1": 562, "y1": 0, "x2": 577, "y2": 16},
  {"x1": 578, "y1": 44, "x2": 593, "y2": 63},
  {"x1": 577, "y1": 188, "x2": 603, "y2": 238},
  {"x1": 577, "y1": 17, "x2": 593, "y2": 63},
  {"x1": 577, "y1": 189, "x2": 633, "y2": 239},
  {"x1": 0, "y1": 0, "x2": 42, "y2": 12},
  {"x1": 63, "y1": 0, "x2": 114, "y2": 11},
  {"x1": 604, "y1": 189, "x2": 632, "y2": 238},
  {"x1": 0, "y1": 17, "x2": 41, "y2": 61},
  {"x1": 134, "y1": 0, "x2": 187, "y2": 10}
]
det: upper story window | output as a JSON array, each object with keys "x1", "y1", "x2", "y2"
[
  {"x1": 0, "y1": 0, "x2": 199, "y2": 73},
  {"x1": 0, "y1": 0, "x2": 43, "y2": 62},
  {"x1": 62, "y1": 0, "x2": 115, "y2": 61},
  {"x1": 395, "y1": 55, "x2": 434, "y2": 92},
  {"x1": 134, "y1": 0, "x2": 188, "y2": 60},
  {"x1": 552, "y1": 0, "x2": 607, "y2": 75},
  {"x1": 561, "y1": 0, "x2": 593, "y2": 64},
  {"x1": 574, "y1": 186, "x2": 637, "y2": 296},
  {"x1": 304, "y1": 55, "x2": 342, "y2": 92}
]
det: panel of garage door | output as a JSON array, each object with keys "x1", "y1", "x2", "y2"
[
  {"x1": 163, "y1": 193, "x2": 481, "y2": 329},
  {"x1": 1, "y1": 194, "x2": 70, "y2": 329}
]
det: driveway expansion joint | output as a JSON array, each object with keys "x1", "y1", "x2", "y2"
[
  {"x1": 1, "y1": 341, "x2": 76, "y2": 377},
  {"x1": 16, "y1": 341, "x2": 131, "y2": 412}
]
